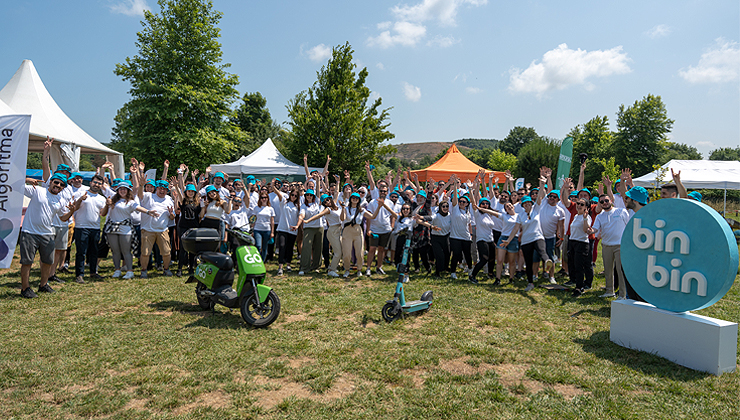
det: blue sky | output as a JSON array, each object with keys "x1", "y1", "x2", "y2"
[{"x1": 2, "y1": 0, "x2": 738, "y2": 160}]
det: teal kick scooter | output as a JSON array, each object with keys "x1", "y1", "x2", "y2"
[{"x1": 381, "y1": 228, "x2": 433, "y2": 322}]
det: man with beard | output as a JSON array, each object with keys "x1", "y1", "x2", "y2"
[
  {"x1": 20, "y1": 173, "x2": 77, "y2": 298},
  {"x1": 71, "y1": 175, "x2": 108, "y2": 284},
  {"x1": 365, "y1": 185, "x2": 394, "y2": 275}
]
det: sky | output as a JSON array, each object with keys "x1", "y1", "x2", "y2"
[{"x1": 1, "y1": 0, "x2": 739, "y2": 160}]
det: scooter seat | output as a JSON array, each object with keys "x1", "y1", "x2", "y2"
[{"x1": 199, "y1": 252, "x2": 234, "y2": 271}]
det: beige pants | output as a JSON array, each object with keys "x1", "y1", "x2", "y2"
[
  {"x1": 342, "y1": 224, "x2": 364, "y2": 272},
  {"x1": 141, "y1": 230, "x2": 171, "y2": 256},
  {"x1": 326, "y1": 225, "x2": 343, "y2": 272},
  {"x1": 602, "y1": 244, "x2": 625, "y2": 297}
]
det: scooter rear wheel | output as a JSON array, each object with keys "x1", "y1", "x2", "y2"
[
  {"x1": 195, "y1": 282, "x2": 212, "y2": 310},
  {"x1": 381, "y1": 302, "x2": 402, "y2": 323},
  {"x1": 240, "y1": 290, "x2": 281, "y2": 328}
]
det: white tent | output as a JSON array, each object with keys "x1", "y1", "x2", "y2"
[
  {"x1": 212, "y1": 138, "x2": 321, "y2": 180},
  {"x1": 0, "y1": 60, "x2": 124, "y2": 177},
  {"x1": 632, "y1": 159, "x2": 740, "y2": 213}
]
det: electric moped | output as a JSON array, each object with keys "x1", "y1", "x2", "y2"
[
  {"x1": 381, "y1": 228, "x2": 433, "y2": 322},
  {"x1": 182, "y1": 227, "x2": 280, "y2": 327}
]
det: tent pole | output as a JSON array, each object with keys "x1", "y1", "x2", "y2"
[{"x1": 724, "y1": 187, "x2": 727, "y2": 215}]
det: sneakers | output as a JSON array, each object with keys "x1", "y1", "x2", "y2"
[
  {"x1": 163, "y1": 269, "x2": 173, "y2": 277},
  {"x1": 524, "y1": 283, "x2": 535, "y2": 292},
  {"x1": 277, "y1": 268, "x2": 284, "y2": 276},
  {"x1": 365, "y1": 269, "x2": 372, "y2": 276},
  {"x1": 21, "y1": 287, "x2": 38, "y2": 298},
  {"x1": 112, "y1": 270, "x2": 122, "y2": 278},
  {"x1": 176, "y1": 269, "x2": 183, "y2": 277},
  {"x1": 328, "y1": 270, "x2": 339, "y2": 277},
  {"x1": 38, "y1": 284, "x2": 55, "y2": 294},
  {"x1": 563, "y1": 281, "x2": 575, "y2": 287},
  {"x1": 140, "y1": 270, "x2": 148, "y2": 279},
  {"x1": 377, "y1": 267, "x2": 386, "y2": 275},
  {"x1": 357, "y1": 270, "x2": 363, "y2": 277},
  {"x1": 572, "y1": 288, "x2": 583, "y2": 297},
  {"x1": 49, "y1": 274, "x2": 65, "y2": 284},
  {"x1": 91, "y1": 273, "x2": 104, "y2": 281},
  {"x1": 600, "y1": 292, "x2": 616, "y2": 298},
  {"x1": 583, "y1": 285, "x2": 591, "y2": 290},
  {"x1": 533, "y1": 275, "x2": 539, "y2": 282},
  {"x1": 545, "y1": 259, "x2": 553, "y2": 271},
  {"x1": 492, "y1": 279, "x2": 501, "y2": 286},
  {"x1": 343, "y1": 270, "x2": 350, "y2": 278},
  {"x1": 123, "y1": 271, "x2": 135, "y2": 279},
  {"x1": 75, "y1": 276, "x2": 86, "y2": 284},
  {"x1": 549, "y1": 277, "x2": 557, "y2": 284},
  {"x1": 468, "y1": 274, "x2": 478, "y2": 285},
  {"x1": 286, "y1": 265, "x2": 292, "y2": 272},
  {"x1": 451, "y1": 272, "x2": 458, "y2": 280}
]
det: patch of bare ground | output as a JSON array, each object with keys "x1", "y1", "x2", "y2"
[
  {"x1": 439, "y1": 357, "x2": 494, "y2": 376},
  {"x1": 401, "y1": 368, "x2": 428, "y2": 388},
  {"x1": 492, "y1": 364, "x2": 588, "y2": 400},
  {"x1": 172, "y1": 390, "x2": 229, "y2": 415},
  {"x1": 123, "y1": 398, "x2": 149, "y2": 410},
  {"x1": 252, "y1": 373, "x2": 362, "y2": 410},
  {"x1": 287, "y1": 357, "x2": 316, "y2": 369},
  {"x1": 283, "y1": 313, "x2": 309, "y2": 323},
  {"x1": 64, "y1": 383, "x2": 95, "y2": 393}
]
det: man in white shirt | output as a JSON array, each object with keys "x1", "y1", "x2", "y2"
[
  {"x1": 590, "y1": 193, "x2": 631, "y2": 298},
  {"x1": 138, "y1": 180, "x2": 176, "y2": 278},
  {"x1": 20, "y1": 174, "x2": 76, "y2": 298},
  {"x1": 534, "y1": 190, "x2": 566, "y2": 283},
  {"x1": 365, "y1": 186, "x2": 394, "y2": 275},
  {"x1": 71, "y1": 175, "x2": 108, "y2": 283}
]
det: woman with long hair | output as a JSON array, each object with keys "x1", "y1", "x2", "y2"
[
  {"x1": 175, "y1": 183, "x2": 202, "y2": 276},
  {"x1": 517, "y1": 176, "x2": 554, "y2": 292},
  {"x1": 448, "y1": 175, "x2": 473, "y2": 280},
  {"x1": 340, "y1": 192, "x2": 383, "y2": 278},
  {"x1": 469, "y1": 174, "x2": 504, "y2": 285},
  {"x1": 303, "y1": 193, "x2": 345, "y2": 277},
  {"x1": 273, "y1": 184, "x2": 301, "y2": 276},
  {"x1": 101, "y1": 181, "x2": 153, "y2": 279},
  {"x1": 569, "y1": 197, "x2": 593, "y2": 297},
  {"x1": 494, "y1": 201, "x2": 521, "y2": 284},
  {"x1": 199, "y1": 185, "x2": 231, "y2": 230},
  {"x1": 250, "y1": 190, "x2": 275, "y2": 262},
  {"x1": 296, "y1": 189, "x2": 324, "y2": 275}
]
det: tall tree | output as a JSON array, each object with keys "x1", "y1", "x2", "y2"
[
  {"x1": 709, "y1": 146, "x2": 740, "y2": 161},
  {"x1": 487, "y1": 149, "x2": 517, "y2": 173},
  {"x1": 499, "y1": 126, "x2": 540, "y2": 156},
  {"x1": 285, "y1": 42, "x2": 395, "y2": 178},
  {"x1": 515, "y1": 137, "x2": 560, "y2": 185},
  {"x1": 568, "y1": 115, "x2": 614, "y2": 187},
  {"x1": 231, "y1": 92, "x2": 282, "y2": 159},
  {"x1": 111, "y1": 0, "x2": 241, "y2": 170},
  {"x1": 658, "y1": 142, "x2": 702, "y2": 164},
  {"x1": 612, "y1": 94, "x2": 674, "y2": 177}
]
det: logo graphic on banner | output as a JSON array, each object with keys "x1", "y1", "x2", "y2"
[
  {"x1": 555, "y1": 136, "x2": 573, "y2": 190},
  {"x1": 514, "y1": 178, "x2": 524, "y2": 191},
  {"x1": 0, "y1": 115, "x2": 31, "y2": 268},
  {"x1": 621, "y1": 199, "x2": 738, "y2": 312}
]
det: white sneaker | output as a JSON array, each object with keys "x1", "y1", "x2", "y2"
[
  {"x1": 377, "y1": 267, "x2": 386, "y2": 275},
  {"x1": 344, "y1": 270, "x2": 350, "y2": 278},
  {"x1": 524, "y1": 283, "x2": 535, "y2": 292},
  {"x1": 112, "y1": 270, "x2": 121, "y2": 278},
  {"x1": 549, "y1": 277, "x2": 557, "y2": 284},
  {"x1": 328, "y1": 270, "x2": 339, "y2": 277},
  {"x1": 123, "y1": 271, "x2": 135, "y2": 279},
  {"x1": 600, "y1": 292, "x2": 616, "y2": 298},
  {"x1": 451, "y1": 272, "x2": 458, "y2": 280},
  {"x1": 365, "y1": 269, "x2": 372, "y2": 276},
  {"x1": 357, "y1": 270, "x2": 363, "y2": 277},
  {"x1": 298, "y1": 271, "x2": 305, "y2": 275}
]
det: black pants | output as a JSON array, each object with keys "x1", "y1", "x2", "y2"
[
  {"x1": 322, "y1": 230, "x2": 330, "y2": 268},
  {"x1": 178, "y1": 224, "x2": 198, "y2": 272},
  {"x1": 472, "y1": 240, "x2": 495, "y2": 279},
  {"x1": 394, "y1": 234, "x2": 409, "y2": 266},
  {"x1": 450, "y1": 238, "x2": 472, "y2": 273},
  {"x1": 430, "y1": 234, "x2": 450, "y2": 276},
  {"x1": 413, "y1": 244, "x2": 431, "y2": 272},
  {"x1": 569, "y1": 239, "x2": 593, "y2": 290},
  {"x1": 277, "y1": 231, "x2": 297, "y2": 265},
  {"x1": 74, "y1": 228, "x2": 100, "y2": 277},
  {"x1": 521, "y1": 239, "x2": 549, "y2": 283}
]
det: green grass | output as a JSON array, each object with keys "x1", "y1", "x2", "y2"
[{"x1": 1, "y1": 247, "x2": 738, "y2": 419}]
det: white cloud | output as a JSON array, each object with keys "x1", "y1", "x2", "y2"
[
  {"x1": 306, "y1": 44, "x2": 333, "y2": 63},
  {"x1": 110, "y1": 0, "x2": 149, "y2": 17},
  {"x1": 392, "y1": 0, "x2": 487, "y2": 26},
  {"x1": 465, "y1": 87, "x2": 481, "y2": 94},
  {"x1": 367, "y1": 21, "x2": 427, "y2": 48},
  {"x1": 427, "y1": 35, "x2": 459, "y2": 48},
  {"x1": 376, "y1": 62, "x2": 385, "y2": 70},
  {"x1": 403, "y1": 82, "x2": 422, "y2": 101},
  {"x1": 508, "y1": 43, "x2": 632, "y2": 97},
  {"x1": 646, "y1": 24, "x2": 671, "y2": 39},
  {"x1": 679, "y1": 38, "x2": 740, "y2": 84},
  {"x1": 696, "y1": 141, "x2": 716, "y2": 148}
]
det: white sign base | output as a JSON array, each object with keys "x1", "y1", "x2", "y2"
[{"x1": 610, "y1": 299, "x2": 737, "y2": 375}]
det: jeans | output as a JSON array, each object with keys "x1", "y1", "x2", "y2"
[
  {"x1": 253, "y1": 230, "x2": 271, "y2": 262},
  {"x1": 74, "y1": 228, "x2": 100, "y2": 277}
]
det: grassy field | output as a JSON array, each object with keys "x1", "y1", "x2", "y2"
[{"x1": 1, "y1": 247, "x2": 738, "y2": 420}]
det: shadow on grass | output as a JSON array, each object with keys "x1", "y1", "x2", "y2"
[
  {"x1": 575, "y1": 331, "x2": 712, "y2": 381},
  {"x1": 148, "y1": 300, "x2": 248, "y2": 329}
]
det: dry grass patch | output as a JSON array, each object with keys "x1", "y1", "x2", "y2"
[
  {"x1": 252, "y1": 373, "x2": 362, "y2": 410},
  {"x1": 439, "y1": 356, "x2": 494, "y2": 376},
  {"x1": 172, "y1": 390, "x2": 230, "y2": 415}
]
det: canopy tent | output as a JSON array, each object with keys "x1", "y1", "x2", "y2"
[
  {"x1": 409, "y1": 144, "x2": 506, "y2": 185},
  {"x1": 0, "y1": 60, "x2": 124, "y2": 177},
  {"x1": 211, "y1": 138, "x2": 321, "y2": 181},
  {"x1": 632, "y1": 159, "x2": 740, "y2": 214}
]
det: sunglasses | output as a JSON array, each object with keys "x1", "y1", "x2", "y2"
[
  {"x1": 233, "y1": 200, "x2": 242, "y2": 204},
  {"x1": 548, "y1": 195, "x2": 558, "y2": 199},
  {"x1": 440, "y1": 204, "x2": 449, "y2": 208},
  {"x1": 459, "y1": 201, "x2": 469, "y2": 205},
  {"x1": 577, "y1": 203, "x2": 587, "y2": 207},
  {"x1": 51, "y1": 180, "x2": 65, "y2": 187},
  {"x1": 600, "y1": 199, "x2": 610, "y2": 204}
]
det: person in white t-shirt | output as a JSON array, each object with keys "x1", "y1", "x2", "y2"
[
  {"x1": 591, "y1": 176, "x2": 632, "y2": 298},
  {"x1": 569, "y1": 198, "x2": 593, "y2": 297},
  {"x1": 70, "y1": 175, "x2": 108, "y2": 284},
  {"x1": 249, "y1": 190, "x2": 276, "y2": 263},
  {"x1": 138, "y1": 179, "x2": 177, "y2": 278},
  {"x1": 364, "y1": 185, "x2": 395, "y2": 276},
  {"x1": 303, "y1": 194, "x2": 345, "y2": 277},
  {"x1": 272, "y1": 185, "x2": 302, "y2": 275},
  {"x1": 19, "y1": 173, "x2": 76, "y2": 298},
  {"x1": 517, "y1": 188, "x2": 554, "y2": 292}
]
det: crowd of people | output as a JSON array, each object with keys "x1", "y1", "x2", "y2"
[{"x1": 19, "y1": 137, "x2": 701, "y2": 300}]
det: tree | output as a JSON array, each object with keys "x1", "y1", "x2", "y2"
[
  {"x1": 568, "y1": 115, "x2": 615, "y2": 187},
  {"x1": 231, "y1": 92, "x2": 282, "y2": 159},
  {"x1": 464, "y1": 148, "x2": 496, "y2": 168},
  {"x1": 285, "y1": 42, "x2": 395, "y2": 178},
  {"x1": 487, "y1": 149, "x2": 517, "y2": 173},
  {"x1": 111, "y1": 0, "x2": 240, "y2": 170},
  {"x1": 612, "y1": 94, "x2": 674, "y2": 177},
  {"x1": 658, "y1": 142, "x2": 702, "y2": 164},
  {"x1": 499, "y1": 126, "x2": 540, "y2": 156},
  {"x1": 709, "y1": 147, "x2": 740, "y2": 161},
  {"x1": 515, "y1": 137, "x2": 560, "y2": 185}
]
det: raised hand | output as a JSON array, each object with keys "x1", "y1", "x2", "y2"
[
  {"x1": 192, "y1": 169, "x2": 199, "y2": 178},
  {"x1": 671, "y1": 168, "x2": 681, "y2": 184},
  {"x1": 106, "y1": 197, "x2": 113, "y2": 207},
  {"x1": 164, "y1": 159, "x2": 170, "y2": 168},
  {"x1": 597, "y1": 182, "x2": 604, "y2": 195},
  {"x1": 139, "y1": 161, "x2": 146, "y2": 172},
  {"x1": 167, "y1": 206, "x2": 174, "y2": 215},
  {"x1": 333, "y1": 174, "x2": 340, "y2": 183},
  {"x1": 205, "y1": 166, "x2": 212, "y2": 174},
  {"x1": 344, "y1": 169, "x2": 351, "y2": 179},
  {"x1": 44, "y1": 136, "x2": 53, "y2": 152},
  {"x1": 304, "y1": 154, "x2": 308, "y2": 163}
]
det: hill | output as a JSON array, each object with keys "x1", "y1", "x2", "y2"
[{"x1": 388, "y1": 138, "x2": 498, "y2": 163}]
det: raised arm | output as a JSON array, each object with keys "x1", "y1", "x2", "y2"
[
  {"x1": 303, "y1": 154, "x2": 311, "y2": 179},
  {"x1": 42, "y1": 136, "x2": 53, "y2": 182},
  {"x1": 671, "y1": 168, "x2": 688, "y2": 198},
  {"x1": 576, "y1": 161, "x2": 586, "y2": 191},
  {"x1": 365, "y1": 161, "x2": 376, "y2": 191},
  {"x1": 602, "y1": 175, "x2": 616, "y2": 204},
  {"x1": 535, "y1": 175, "x2": 546, "y2": 206},
  {"x1": 561, "y1": 177, "x2": 574, "y2": 208}
]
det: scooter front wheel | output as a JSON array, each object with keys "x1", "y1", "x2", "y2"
[
  {"x1": 195, "y1": 282, "x2": 212, "y2": 310},
  {"x1": 240, "y1": 290, "x2": 280, "y2": 328},
  {"x1": 381, "y1": 302, "x2": 402, "y2": 323}
]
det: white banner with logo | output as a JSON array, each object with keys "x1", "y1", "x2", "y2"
[{"x1": 0, "y1": 115, "x2": 31, "y2": 268}]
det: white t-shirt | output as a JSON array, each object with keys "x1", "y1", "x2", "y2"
[
  {"x1": 40, "y1": 182, "x2": 74, "y2": 228},
  {"x1": 107, "y1": 199, "x2": 139, "y2": 235},
  {"x1": 538, "y1": 201, "x2": 566, "y2": 239},
  {"x1": 517, "y1": 204, "x2": 545, "y2": 245},
  {"x1": 277, "y1": 199, "x2": 299, "y2": 234},
  {"x1": 141, "y1": 192, "x2": 174, "y2": 233},
  {"x1": 301, "y1": 202, "x2": 323, "y2": 229},
  {"x1": 22, "y1": 185, "x2": 68, "y2": 236},
  {"x1": 569, "y1": 214, "x2": 592, "y2": 243},
  {"x1": 449, "y1": 204, "x2": 471, "y2": 241},
  {"x1": 366, "y1": 200, "x2": 393, "y2": 234},
  {"x1": 591, "y1": 207, "x2": 630, "y2": 246},
  {"x1": 229, "y1": 209, "x2": 251, "y2": 230},
  {"x1": 498, "y1": 212, "x2": 520, "y2": 237},
  {"x1": 269, "y1": 192, "x2": 282, "y2": 223},
  {"x1": 490, "y1": 201, "x2": 505, "y2": 232},
  {"x1": 324, "y1": 207, "x2": 343, "y2": 227},
  {"x1": 250, "y1": 205, "x2": 275, "y2": 232},
  {"x1": 430, "y1": 212, "x2": 451, "y2": 236},
  {"x1": 72, "y1": 190, "x2": 107, "y2": 229},
  {"x1": 474, "y1": 211, "x2": 496, "y2": 243},
  {"x1": 130, "y1": 196, "x2": 142, "y2": 225},
  {"x1": 393, "y1": 216, "x2": 415, "y2": 235},
  {"x1": 343, "y1": 206, "x2": 366, "y2": 227}
]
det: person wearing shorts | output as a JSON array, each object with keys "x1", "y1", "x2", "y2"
[
  {"x1": 495, "y1": 202, "x2": 521, "y2": 282},
  {"x1": 364, "y1": 185, "x2": 395, "y2": 276},
  {"x1": 138, "y1": 180, "x2": 176, "y2": 278}
]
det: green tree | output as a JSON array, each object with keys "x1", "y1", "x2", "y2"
[
  {"x1": 487, "y1": 149, "x2": 517, "y2": 173},
  {"x1": 499, "y1": 126, "x2": 540, "y2": 156},
  {"x1": 231, "y1": 91, "x2": 282, "y2": 159},
  {"x1": 568, "y1": 115, "x2": 614, "y2": 187},
  {"x1": 285, "y1": 42, "x2": 395, "y2": 178},
  {"x1": 709, "y1": 146, "x2": 740, "y2": 161},
  {"x1": 612, "y1": 94, "x2": 674, "y2": 177},
  {"x1": 658, "y1": 142, "x2": 702, "y2": 164},
  {"x1": 111, "y1": 0, "x2": 240, "y2": 170},
  {"x1": 464, "y1": 148, "x2": 495, "y2": 168},
  {"x1": 515, "y1": 137, "x2": 560, "y2": 185}
]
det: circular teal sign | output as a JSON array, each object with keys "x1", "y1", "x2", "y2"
[{"x1": 621, "y1": 199, "x2": 738, "y2": 312}]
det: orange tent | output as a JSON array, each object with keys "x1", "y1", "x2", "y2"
[{"x1": 409, "y1": 144, "x2": 506, "y2": 184}]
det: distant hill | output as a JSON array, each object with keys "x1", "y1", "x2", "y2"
[{"x1": 388, "y1": 138, "x2": 498, "y2": 163}]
